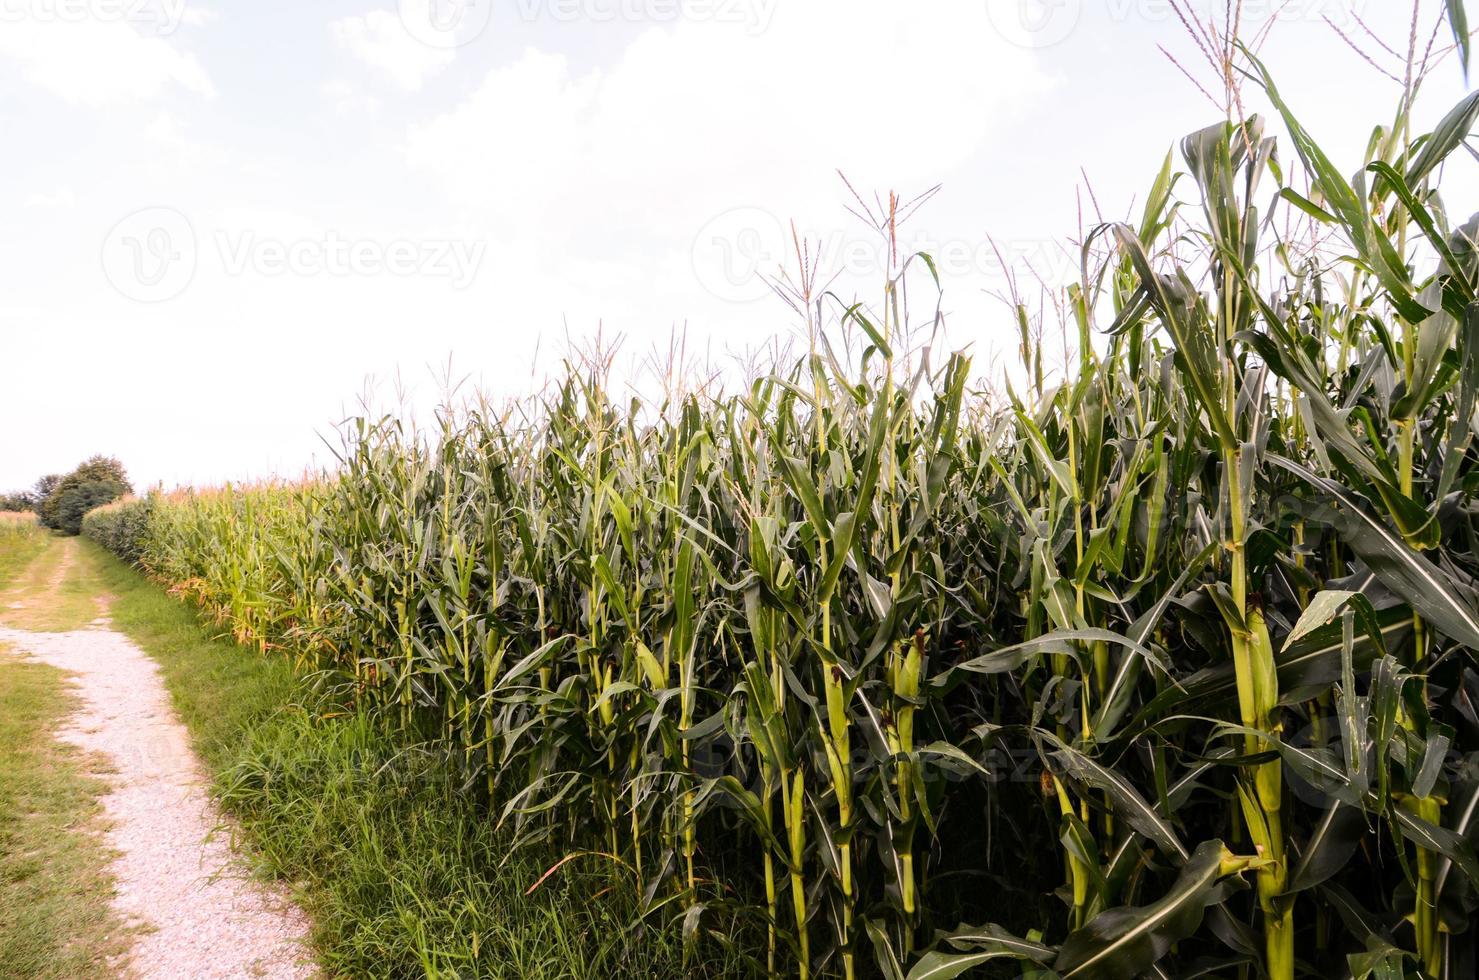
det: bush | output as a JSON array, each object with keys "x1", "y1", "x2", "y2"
[
  {"x1": 0, "y1": 492, "x2": 34, "y2": 512},
  {"x1": 53, "y1": 482, "x2": 123, "y2": 536},
  {"x1": 36, "y1": 457, "x2": 132, "y2": 535},
  {"x1": 81, "y1": 498, "x2": 153, "y2": 566}
]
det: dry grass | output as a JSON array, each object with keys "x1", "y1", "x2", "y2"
[{"x1": 0, "y1": 537, "x2": 109, "y2": 633}]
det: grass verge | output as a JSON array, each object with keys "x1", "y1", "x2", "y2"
[
  {"x1": 0, "y1": 534, "x2": 108, "y2": 632},
  {"x1": 0, "y1": 648, "x2": 127, "y2": 979},
  {"x1": 0, "y1": 518, "x2": 46, "y2": 591},
  {"x1": 87, "y1": 541, "x2": 756, "y2": 979}
]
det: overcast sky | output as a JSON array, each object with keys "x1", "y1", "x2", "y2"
[{"x1": 2, "y1": 0, "x2": 1475, "y2": 491}]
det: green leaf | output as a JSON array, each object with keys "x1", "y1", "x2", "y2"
[
  {"x1": 904, "y1": 950, "x2": 1031, "y2": 980},
  {"x1": 1247, "y1": 50, "x2": 1431, "y2": 324},
  {"x1": 1438, "y1": 301, "x2": 1479, "y2": 498},
  {"x1": 1286, "y1": 589, "x2": 1377, "y2": 647},
  {"x1": 1054, "y1": 840, "x2": 1230, "y2": 980},
  {"x1": 635, "y1": 640, "x2": 666, "y2": 689},
  {"x1": 936, "y1": 628, "x2": 1157, "y2": 684},
  {"x1": 1406, "y1": 88, "x2": 1479, "y2": 186},
  {"x1": 1124, "y1": 604, "x2": 1410, "y2": 737},
  {"x1": 905, "y1": 921, "x2": 1054, "y2": 980},
  {"x1": 1393, "y1": 805, "x2": 1479, "y2": 890},
  {"x1": 1047, "y1": 735, "x2": 1188, "y2": 861},
  {"x1": 1272, "y1": 455, "x2": 1479, "y2": 650},
  {"x1": 934, "y1": 921, "x2": 1056, "y2": 962},
  {"x1": 1288, "y1": 803, "x2": 1365, "y2": 893},
  {"x1": 1436, "y1": 773, "x2": 1479, "y2": 899},
  {"x1": 866, "y1": 919, "x2": 906, "y2": 980},
  {"x1": 1445, "y1": 0, "x2": 1471, "y2": 82},
  {"x1": 1109, "y1": 225, "x2": 1237, "y2": 449}
]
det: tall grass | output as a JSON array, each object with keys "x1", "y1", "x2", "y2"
[
  {"x1": 0, "y1": 512, "x2": 45, "y2": 589},
  {"x1": 86, "y1": 14, "x2": 1479, "y2": 979},
  {"x1": 86, "y1": 538, "x2": 748, "y2": 980}
]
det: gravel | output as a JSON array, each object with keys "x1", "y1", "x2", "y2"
[{"x1": 0, "y1": 621, "x2": 316, "y2": 979}]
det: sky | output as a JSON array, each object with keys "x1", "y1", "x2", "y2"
[{"x1": 1, "y1": 0, "x2": 1476, "y2": 491}]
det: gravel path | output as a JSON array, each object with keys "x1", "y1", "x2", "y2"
[{"x1": 0, "y1": 617, "x2": 316, "y2": 979}]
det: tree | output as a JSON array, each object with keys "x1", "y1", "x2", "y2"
[
  {"x1": 36, "y1": 456, "x2": 133, "y2": 535},
  {"x1": 33, "y1": 474, "x2": 61, "y2": 501},
  {"x1": 0, "y1": 491, "x2": 35, "y2": 512},
  {"x1": 55, "y1": 481, "x2": 127, "y2": 535}
]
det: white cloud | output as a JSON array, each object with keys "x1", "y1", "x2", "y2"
[
  {"x1": 180, "y1": 5, "x2": 216, "y2": 29},
  {"x1": 0, "y1": 18, "x2": 213, "y2": 105},
  {"x1": 400, "y1": 0, "x2": 1055, "y2": 352},
  {"x1": 17, "y1": 0, "x2": 1464, "y2": 495},
  {"x1": 405, "y1": 3, "x2": 1052, "y2": 233},
  {"x1": 406, "y1": 50, "x2": 599, "y2": 215},
  {"x1": 139, "y1": 111, "x2": 224, "y2": 175},
  {"x1": 322, "y1": 78, "x2": 383, "y2": 118},
  {"x1": 24, "y1": 187, "x2": 77, "y2": 209},
  {"x1": 331, "y1": 10, "x2": 453, "y2": 91}
]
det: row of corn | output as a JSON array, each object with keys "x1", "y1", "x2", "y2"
[{"x1": 86, "y1": 45, "x2": 1479, "y2": 980}]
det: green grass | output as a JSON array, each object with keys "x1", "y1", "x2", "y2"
[
  {"x1": 0, "y1": 649, "x2": 127, "y2": 979},
  {"x1": 0, "y1": 536, "x2": 109, "y2": 632},
  {"x1": 88, "y1": 541, "x2": 756, "y2": 979},
  {"x1": 0, "y1": 517, "x2": 46, "y2": 590}
]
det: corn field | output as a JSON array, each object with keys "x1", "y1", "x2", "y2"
[{"x1": 85, "y1": 20, "x2": 1479, "y2": 980}]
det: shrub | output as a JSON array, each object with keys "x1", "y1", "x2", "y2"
[
  {"x1": 37, "y1": 457, "x2": 132, "y2": 535},
  {"x1": 0, "y1": 492, "x2": 35, "y2": 512},
  {"x1": 82, "y1": 498, "x2": 153, "y2": 566}
]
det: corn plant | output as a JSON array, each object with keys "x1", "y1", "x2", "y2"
[{"x1": 84, "y1": 7, "x2": 1479, "y2": 977}]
